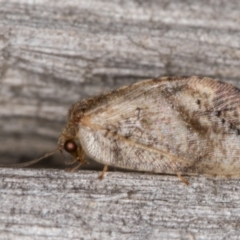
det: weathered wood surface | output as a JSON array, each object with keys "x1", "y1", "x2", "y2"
[
  {"x1": 1, "y1": 168, "x2": 240, "y2": 240},
  {"x1": 1, "y1": 0, "x2": 240, "y2": 239}
]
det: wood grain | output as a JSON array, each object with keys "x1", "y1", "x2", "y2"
[
  {"x1": 1, "y1": 0, "x2": 240, "y2": 239},
  {"x1": 1, "y1": 168, "x2": 240, "y2": 240}
]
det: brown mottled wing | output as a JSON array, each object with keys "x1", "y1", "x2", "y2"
[{"x1": 78, "y1": 76, "x2": 240, "y2": 176}]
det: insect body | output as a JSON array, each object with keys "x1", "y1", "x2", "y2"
[{"x1": 58, "y1": 76, "x2": 240, "y2": 177}]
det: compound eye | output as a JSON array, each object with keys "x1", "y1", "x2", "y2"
[{"x1": 64, "y1": 140, "x2": 77, "y2": 153}]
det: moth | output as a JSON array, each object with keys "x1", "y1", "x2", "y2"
[{"x1": 3, "y1": 76, "x2": 240, "y2": 181}]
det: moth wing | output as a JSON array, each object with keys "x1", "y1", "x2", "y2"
[{"x1": 79, "y1": 77, "x2": 240, "y2": 176}]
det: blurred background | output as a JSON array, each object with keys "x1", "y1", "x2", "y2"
[{"x1": 1, "y1": 0, "x2": 240, "y2": 169}]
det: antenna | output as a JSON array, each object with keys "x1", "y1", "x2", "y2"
[{"x1": 0, "y1": 148, "x2": 60, "y2": 168}]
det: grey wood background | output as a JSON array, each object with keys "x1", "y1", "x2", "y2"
[{"x1": 1, "y1": 0, "x2": 240, "y2": 239}]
